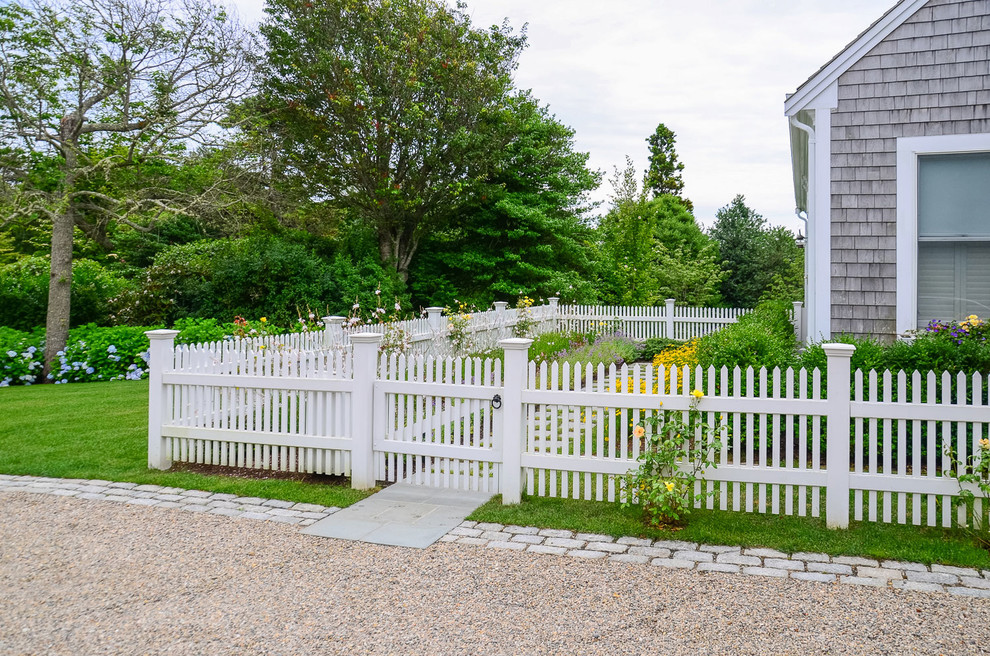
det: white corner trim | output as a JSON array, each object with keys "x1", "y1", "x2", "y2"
[
  {"x1": 895, "y1": 133, "x2": 990, "y2": 335},
  {"x1": 811, "y1": 106, "x2": 832, "y2": 341},
  {"x1": 785, "y1": 0, "x2": 928, "y2": 115}
]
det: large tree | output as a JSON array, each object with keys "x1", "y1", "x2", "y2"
[
  {"x1": 0, "y1": 0, "x2": 252, "y2": 378},
  {"x1": 409, "y1": 95, "x2": 600, "y2": 306},
  {"x1": 257, "y1": 0, "x2": 526, "y2": 283}
]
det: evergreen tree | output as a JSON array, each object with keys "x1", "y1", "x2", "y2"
[
  {"x1": 709, "y1": 195, "x2": 803, "y2": 307},
  {"x1": 643, "y1": 123, "x2": 691, "y2": 210}
]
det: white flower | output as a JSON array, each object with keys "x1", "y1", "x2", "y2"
[
  {"x1": 394, "y1": 302, "x2": 402, "y2": 311},
  {"x1": 5, "y1": 351, "x2": 15, "y2": 358}
]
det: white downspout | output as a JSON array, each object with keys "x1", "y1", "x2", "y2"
[{"x1": 789, "y1": 115, "x2": 815, "y2": 343}]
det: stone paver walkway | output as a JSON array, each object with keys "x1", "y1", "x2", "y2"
[
  {"x1": 3, "y1": 473, "x2": 990, "y2": 598},
  {"x1": 301, "y1": 482, "x2": 492, "y2": 548}
]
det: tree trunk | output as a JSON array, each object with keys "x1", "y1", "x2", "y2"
[
  {"x1": 42, "y1": 208, "x2": 74, "y2": 382},
  {"x1": 378, "y1": 228, "x2": 414, "y2": 285}
]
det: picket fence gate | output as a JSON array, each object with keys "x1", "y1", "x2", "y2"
[{"x1": 147, "y1": 327, "x2": 989, "y2": 530}]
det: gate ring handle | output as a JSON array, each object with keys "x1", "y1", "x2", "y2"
[{"x1": 491, "y1": 394, "x2": 502, "y2": 409}]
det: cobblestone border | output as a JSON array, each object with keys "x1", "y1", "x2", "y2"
[
  {"x1": 440, "y1": 521, "x2": 990, "y2": 597},
  {"x1": 0, "y1": 474, "x2": 339, "y2": 526},
  {"x1": 5, "y1": 474, "x2": 990, "y2": 598}
]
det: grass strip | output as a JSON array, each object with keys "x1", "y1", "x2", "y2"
[
  {"x1": 469, "y1": 494, "x2": 990, "y2": 569},
  {"x1": 0, "y1": 381, "x2": 370, "y2": 508}
]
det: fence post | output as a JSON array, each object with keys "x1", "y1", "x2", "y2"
[
  {"x1": 146, "y1": 329, "x2": 179, "y2": 470},
  {"x1": 499, "y1": 337, "x2": 532, "y2": 504},
  {"x1": 665, "y1": 298, "x2": 676, "y2": 339},
  {"x1": 322, "y1": 315, "x2": 345, "y2": 348},
  {"x1": 350, "y1": 332, "x2": 382, "y2": 490},
  {"x1": 792, "y1": 301, "x2": 804, "y2": 344},
  {"x1": 493, "y1": 301, "x2": 510, "y2": 340},
  {"x1": 426, "y1": 307, "x2": 444, "y2": 334},
  {"x1": 823, "y1": 343, "x2": 856, "y2": 529}
]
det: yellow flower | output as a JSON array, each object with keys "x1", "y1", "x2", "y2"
[
  {"x1": 691, "y1": 389, "x2": 704, "y2": 399},
  {"x1": 633, "y1": 425, "x2": 646, "y2": 438},
  {"x1": 260, "y1": 317, "x2": 267, "y2": 323},
  {"x1": 665, "y1": 481, "x2": 675, "y2": 492},
  {"x1": 981, "y1": 439, "x2": 990, "y2": 450}
]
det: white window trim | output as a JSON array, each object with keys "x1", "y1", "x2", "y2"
[{"x1": 896, "y1": 133, "x2": 990, "y2": 335}]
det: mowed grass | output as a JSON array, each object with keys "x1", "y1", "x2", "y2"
[
  {"x1": 0, "y1": 381, "x2": 370, "y2": 507},
  {"x1": 5, "y1": 381, "x2": 990, "y2": 567},
  {"x1": 469, "y1": 494, "x2": 990, "y2": 569}
]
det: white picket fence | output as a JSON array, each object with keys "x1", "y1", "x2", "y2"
[
  {"x1": 224, "y1": 298, "x2": 800, "y2": 358},
  {"x1": 557, "y1": 300, "x2": 751, "y2": 341},
  {"x1": 147, "y1": 329, "x2": 990, "y2": 530}
]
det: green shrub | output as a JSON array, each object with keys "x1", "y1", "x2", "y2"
[
  {"x1": 800, "y1": 319, "x2": 990, "y2": 378},
  {"x1": 0, "y1": 256, "x2": 129, "y2": 330},
  {"x1": 171, "y1": 317, "x2": 232, "y2": 345},
  {"x1": 116, "y1": 235, "x2": 408, "y2": 326},
  {"x1": 695, "y1": 300, "x2": 797, "y2": 371},
  {"x1": 799, "y1": 334, "x2": 888, "y2": 374},
  {"x1": 636, "y1": 337, "x2": 680, "y2": 362}
]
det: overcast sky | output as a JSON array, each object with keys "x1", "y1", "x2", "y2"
[{"x1": 227, "y1": 0, "x2": 897, "y2": 231}]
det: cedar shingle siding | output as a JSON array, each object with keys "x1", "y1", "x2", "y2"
[{"x1": 830, "y1": 0, "x2": 990, "y2": 338}]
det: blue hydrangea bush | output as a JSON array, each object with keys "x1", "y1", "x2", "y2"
[
  {"x1": 1, "y1": 315, "x2": 332, "y2": 387},
  {"x1": 1, "y1": 325, "x2": 152, "y2": 386}
]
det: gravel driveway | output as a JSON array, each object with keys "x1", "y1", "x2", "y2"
[{"x1": 2, "y1": 492, "x2": 990, "y2": 655}]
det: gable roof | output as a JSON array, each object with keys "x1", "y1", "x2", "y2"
[{"x1": 784, "y1": 0, "x2": 930, "y2": 114}]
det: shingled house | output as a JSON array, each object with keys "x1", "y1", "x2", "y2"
[{"x1": 785, "y1": 0, "x2": 990, "y2": 341}]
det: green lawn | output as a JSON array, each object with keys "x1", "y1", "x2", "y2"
[
  {"x1": 4, "y1": 380, "x2": 989, "y2": 568},
  {"x1": 0, "y1": 380, "x2": 370, "y2": 507},
  {"x1": 469, "y1": 494, "x2": 990, "y2": 568}
]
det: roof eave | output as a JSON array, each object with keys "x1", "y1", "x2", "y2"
[{"x1": 784, "y1": 0, "x2": 930, "y2": 115}]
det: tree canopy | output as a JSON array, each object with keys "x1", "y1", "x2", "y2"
[
  {"x1": 410, "y1": 94, "x2": 600, "y2": 306},
  {"x1": 258, "y1": 0, "x2": 526, "y2": 282}
]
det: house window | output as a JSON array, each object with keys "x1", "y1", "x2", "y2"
[{"x1": 916, "y1": 152, "x2": 990, "y2": 326}]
